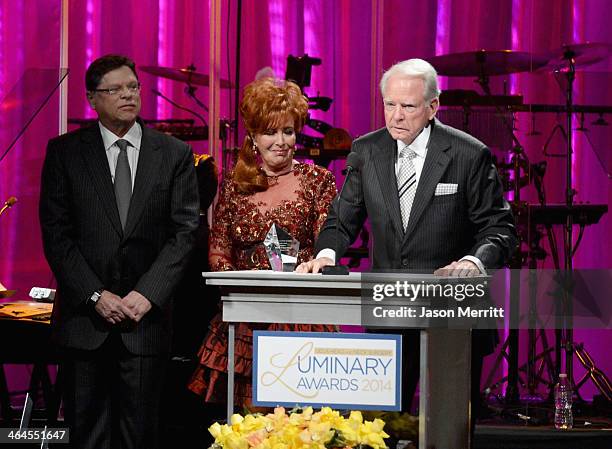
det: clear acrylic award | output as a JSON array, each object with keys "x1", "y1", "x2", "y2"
[{"x1": 263, "y1": 223, "x2": 300, "y2": 272}]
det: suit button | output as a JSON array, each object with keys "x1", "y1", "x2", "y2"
[{"x1": 401, "y1": 259, "x2": 409, "y2": 268}]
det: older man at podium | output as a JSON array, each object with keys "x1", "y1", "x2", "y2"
[{"x1": 297, "y1": 59, "x2": 517, "y2": 422}]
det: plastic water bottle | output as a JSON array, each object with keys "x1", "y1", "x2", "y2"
[{"x1": 554, "y1": 373, "x2": 573, "y2": 429}]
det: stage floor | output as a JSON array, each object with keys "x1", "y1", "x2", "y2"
[{"x1": 474, "y1": 423, "x2": 612, "y2": 449}]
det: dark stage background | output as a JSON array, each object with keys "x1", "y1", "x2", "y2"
[{"x1": 0, "y1": 0, "x2": 611, "y2": 403}]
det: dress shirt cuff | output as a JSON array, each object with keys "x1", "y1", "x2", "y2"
[
  {"x1": 316, "y1": 248, "x2": 336, "y2": 264},
  {"x1": 459, "y1": 255, "x2": 487, "y2": 274}
]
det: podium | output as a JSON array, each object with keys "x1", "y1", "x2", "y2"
[{"x1": 204, "y1": 271, "x2": 472, "y2": 449}]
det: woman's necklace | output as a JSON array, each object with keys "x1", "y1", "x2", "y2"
[{"x1": 263, "y1": 165, "x2": 294, "y2": 186}]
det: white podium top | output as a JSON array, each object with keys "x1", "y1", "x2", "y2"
[
  {"x1": 203, "y1": 270, "x2": 362, "y2": 290},
  {"x1": 202, "y1": 270, "x2": 472, "y2": 288}
]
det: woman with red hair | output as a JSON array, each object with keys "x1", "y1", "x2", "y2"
[{"x1": 188, "y1": 78, "x2": 337, "y2": 406}]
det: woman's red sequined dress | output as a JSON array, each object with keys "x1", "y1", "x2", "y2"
[{"x1": 188, "y1": 162, "x2": 337, "y2": 405}]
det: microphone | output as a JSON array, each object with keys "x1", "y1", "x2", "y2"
[
  {"x1": 0, "y1": 196, "x2": 17, "y2": 217},
  {"x1": 322, "y1": 153, "x2": 363, "y2": 275}
]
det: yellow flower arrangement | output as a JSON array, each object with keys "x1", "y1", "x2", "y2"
[{"x1": 209, "y1": 407, "x2": 389, "y2": 449}]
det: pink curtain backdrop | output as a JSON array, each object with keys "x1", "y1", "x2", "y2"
[{"x1": 0, "y1": 0, "x2": 610, "y2": 401}]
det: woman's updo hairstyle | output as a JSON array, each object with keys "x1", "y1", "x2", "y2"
[{"x1": 233, "y1": 78, "x2": 308, "y2": 194}]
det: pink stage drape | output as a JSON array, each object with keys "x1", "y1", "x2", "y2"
[{"x1": 0, "y1": 0, "x2": 610, "y2": 400}]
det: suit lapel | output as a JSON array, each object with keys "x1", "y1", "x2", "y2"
[
  {"x1": 403, "y1": 120, "x2": 451, "y2": 241},
  {"x1": 80, "y1": 125, "x2": 123, "y2": 236},
  {"x1": 123, "y1": 125, "x2": 162, "y2": 239},
  {"x1": 372, "y1": 131, "x2": 404, "y2": 237}
]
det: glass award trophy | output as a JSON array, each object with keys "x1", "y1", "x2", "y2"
[{"x1": 263, "y1": 223, "x2": 300, "y2": 272}]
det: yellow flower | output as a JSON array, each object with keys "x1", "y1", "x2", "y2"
[
  {"x1": 299, "y1": 429, "x2": 312, "y2": 443},
  {"x1": 253, "y1": 438, "x2": 272, "y2": 449},
  {"x1": 335, "y1": 421, "x2": 359, "y2": 447},
  {"x1": 267, "y1": 408, "x2": 290, "y2": 432},
  {"x1": 209, "y1": 422, "x2": 223, "y2": 439},
  {"x1": 308, "y1": 421, "x2": 333, "y2": 443},
  {"x1": 231, "y1": 414, "x2": 244, "y2": 425},
  {"x1": 224, "y1": 433, "x2": 249, "y2": 449},
  {"x1": 208, "y1": 408, "x2": 388, "y2": 449},
  {"x1": 302, "y1": 407, "x2": 314, "y2": 420},
  {"x1": 311, "y1": 407, "x2": 344, "y2": 428},
  {"x1": 358, "y1": 419, "x2": 389, "y2": 449},
  {"x1": 348, "y1": 411, "x2": 363, "y2": 423},
  {"x1": 243, "y1": 414, "x2": 269, "y2": 433},
  {"x1": 277, "y1": 422, "x2": 301, "y2": 449},
  {"x1": 289, "y1": 412, "x2": 306, "y2": 428},
  {"x1": 209, "y1": 422, "x2": 234, "y2": 443},
  {"x1": 246, "y1": 429, "x2": 268, "y2": 447}
]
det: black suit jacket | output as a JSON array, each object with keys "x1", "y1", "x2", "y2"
[
  {"x1": 316, "y1": 119, "x2": 517, "y2": 271},
  {"x1": 39, "y1": 121, "x2": 200, "y2": 355}
]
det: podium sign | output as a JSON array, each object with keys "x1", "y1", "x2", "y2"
[{"x1": 253, "y1": 331, "x2": 401, "y2": 410}]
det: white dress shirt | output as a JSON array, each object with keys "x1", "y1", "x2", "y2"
[
  {"x1": 317, "y1": 123, "x2": 486, "y2": 274},
  {"x1": 99, "y1": 121, "x2": 142, "y2": 191},
  {"x1": 395, "y1": 122, "x2": 430, "y2": 184}
]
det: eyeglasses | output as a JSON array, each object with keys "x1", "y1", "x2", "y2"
[{"x1": 92, "y1": 82, "x2": 141, "y2": 96}]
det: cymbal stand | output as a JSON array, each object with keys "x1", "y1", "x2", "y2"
[
  {"x1": 474, "y1": 57, "x2": 559, "y2": 405},
  {"x1": 525, "y1": 234, "x2": 557, "y2": 399},
  {"x1": 181, "y1": 64, "x2": 239, "y2": 181},
  {"x1": 525, "y1": 163, "x2": 559, "y2": 398},
  {"x1": 151, "y1": 88, "x2": 208, "y2": 127},
  {"x1": 573, "y1": 344, "x2": 612, "y2": 402},
  {"x1": 550, "y1": 50, "x2": 611, "y2": 402},
  {"x1": 559, "y1": 49, "x2": 576, "y2": 391},
  {"x1": 475, "y1": 57, "x2": 526, "y2": 404},
  {"x1": 183, "y1": 65, "x2": 209, "y2": 113}
]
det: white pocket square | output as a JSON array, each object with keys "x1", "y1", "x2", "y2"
[{"x1": 435, "y1": 183, "x2": 458, "y2": 195}]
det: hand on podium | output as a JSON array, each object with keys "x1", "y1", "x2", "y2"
[
  {"x1": 295, "y1": 257, "x2": 334, "y2": 274},
  {"x1": 433, "y1": 259, "x2": 481, "y2": 277}
]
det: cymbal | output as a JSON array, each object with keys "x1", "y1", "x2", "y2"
[
  {"x1": 140, "y1": 65, "x2": 234, "y2": 88},
  {"x1": 428, "y1": 50, "x2": 550, "y2": 77},
  {"x1": 543, "y1": 42, "x2": 612, "y2": 71},
  {"x1": 440, "y1": 89, "x2": 523, "y2": 106}
]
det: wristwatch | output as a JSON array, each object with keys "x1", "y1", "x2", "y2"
[{"x1": 88, "y1": 289, "x2": 103, "y2": 306}]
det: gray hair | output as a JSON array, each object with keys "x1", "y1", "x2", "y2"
[{"x1": 380, "y1": 58, "x2": 441, "y2": 102}]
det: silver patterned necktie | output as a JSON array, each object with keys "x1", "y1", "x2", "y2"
[
  {"x1": 114, "y1": 139, "x2": 132, "y2": 229},
  {"x1": 397, "y1": 145, "x2": 417, "y2": 231}
]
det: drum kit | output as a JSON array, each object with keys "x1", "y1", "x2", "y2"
[
  {"x1": 427, "y1": 44, "x2": 612, "y2": 407},
  {"x1": 426, "y1": 43, "x2": 610, "y2": 233}
]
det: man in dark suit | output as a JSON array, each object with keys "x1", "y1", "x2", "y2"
[
  {"x1": 297, "y1": 59, "x2": 517, "y2": 419},
  {"x1": 39, "y1": 55, "x2": 199, "y2": 449}
]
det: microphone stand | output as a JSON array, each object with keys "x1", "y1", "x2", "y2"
[
  {"x1": 322, "y1": 156, "x2": 361, "y2": 275},
  {"x1": 0, "y1": 197, "x2": 17, "y2": 297},
  {"x1": 151, "y1": 89, "x2": 208, "y2": 127}
]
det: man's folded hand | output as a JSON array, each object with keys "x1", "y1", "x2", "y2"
[
  {"x1": 95, "y1": 290, "x2": 128, "y2": 324},
  {"x1": 121, "y1": 290, "x2": 152, "y2": 323}
]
